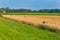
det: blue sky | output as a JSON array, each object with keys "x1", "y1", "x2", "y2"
[{"x1": 0, "y1": 0, "x2": 60, "y2": 10}]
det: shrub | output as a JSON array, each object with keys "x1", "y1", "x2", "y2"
[
  {"x1": 21, "y1": 21, "x2": 35, "y2": 26},
  {"x1": 48, "y1": 28, "x2": 56, "y2": 32},
  {"x1": 0, "y1": 14, "x2": 3, "y2": 17},
  {"x1": 38, "y1": 24, "x2": 57, "y2": 32}
]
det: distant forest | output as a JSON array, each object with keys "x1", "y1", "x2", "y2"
[{"x1": 0, "y1": 8, "x2": 60, "y2": 13}]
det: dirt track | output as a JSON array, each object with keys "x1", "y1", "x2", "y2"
[{"x1": 3, "y1": 15, "x2": 60, "y2": 29}]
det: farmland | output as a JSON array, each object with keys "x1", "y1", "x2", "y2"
[
  {"x1": 3, "y1": 15, "x2": 60, "y2": 30},
  {"x1": 0, "y1": 13, "x2": 60, "y2": 40},
  {"x1": 2, "y1": 13, "x2": 60, "y2": 16}
]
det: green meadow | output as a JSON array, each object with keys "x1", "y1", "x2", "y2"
[{"x1": 1, "y1": 13, "x2": 60, "y2": 16}]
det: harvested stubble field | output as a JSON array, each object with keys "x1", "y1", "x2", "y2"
[{"x1": 3, "y1": 15, "x2": 60, "y2": 30}]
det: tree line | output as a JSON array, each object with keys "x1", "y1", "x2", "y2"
[{"x1": 0, "y1": 8, "x2": 60, "y2": 13}]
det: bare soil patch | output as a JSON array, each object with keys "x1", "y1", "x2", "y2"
[{"x1": 3, "y1": 15, "x2": 60, "y2": 30}]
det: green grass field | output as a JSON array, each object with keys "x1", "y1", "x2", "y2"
[
  {"x1": 0, "y1": 17, "x2": 60, "y2": 40},
  {"x1": 1, "y1": 13, "x2": 60, "y2": 16}
]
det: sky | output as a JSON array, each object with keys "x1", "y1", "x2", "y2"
[{"x1": 0, "y1": 0, "x2": 60, "y2": 10}]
